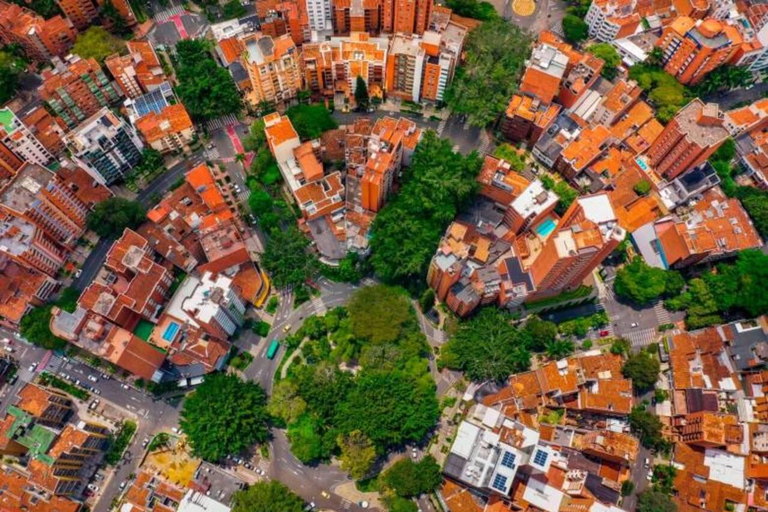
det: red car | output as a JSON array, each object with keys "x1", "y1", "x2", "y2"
[{"x1": 600, "y1": 330, "x2": 610, "y2": 337}]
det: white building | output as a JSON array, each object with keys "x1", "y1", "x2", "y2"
[
  {"x1": 177, "y1": 490, "x2": 231, "y2": 512},
  {"x1": 584, "y1": 0, "x2": 641, "y2": 42},
  {"x1": 306, "y1": 0, "x2": 332, "y2": 32},
  {"x1": 0, "y1": 108, "x2": 53, "y2": 166}
]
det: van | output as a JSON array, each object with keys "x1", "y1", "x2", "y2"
[{"x1": 644, "y1": 458, "x2": 650, "y2": 468}]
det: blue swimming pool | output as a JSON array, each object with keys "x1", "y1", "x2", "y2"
[
  {"x1": 162, "y1": 322, "x2": 180, "y2": 342},
  {"x1": 635, "y1": 157, "x2": 648, "y2": 171},
  {"x1": 536, "y1": 218, "x2": 557, "y2": 237}
]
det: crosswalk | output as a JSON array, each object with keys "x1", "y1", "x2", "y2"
[
  {"x1": 340, "y1": 499, "x2": 352, "y2": 510},
  {"x1": 437, "y1": 118, "x2": 448, "y2": 136},
  {"x1": 627, "y1": 328, "x2": 658, "y2": 350},
  {"x1": 206, "y1": 114, "x2": 239, "y2": 132},
  {"x1": 154, "y1": 5, "x2": 184, "y2": 22},
  {"x1": 238, "y1": 189, "x2": 251, "y2": 203},
  {"x1": 477, "y1": 130, "x2": 493, "y2": 156},
  {"x1": 206, "y1": 146, "x2": 221, "y2": 160},
  {"x1": 306, "y1": 297, "x2": 326, "y2": 316},
  {"x1": 653, "y1": 300, "x2": 671, "y2": 325}
]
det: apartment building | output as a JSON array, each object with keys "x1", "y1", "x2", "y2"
[
  {"x1": 590, "y1": 79, "x2": 642, "y2": 126},
  {"x1": 419, "y1": 21, "x2": 465, "y2": 102},
  {"x1": 387, "y1": 0, "x2": 432, "y2": 35},
  {"x1": 242, "y1": 33, "x2": 302, "y2": 107},
  {"x1": 500, "y1": 94, "x2": 561, "y2": 144},
  {"x1": 105, "y1": 41, "x2": 167, "y2": 99},
  {"x1": 15, "y1": 383, "x2": 73, "y2": 428},
  {"x1": 584, "y1": 0, "x2": 643, "y2": 41},
  {"x1": 55, "y1": 0, "x2": 136, "y2": 30},
  {"x1": 0, "y1": 256, "x2": 58, "y2": 328},
  {"x1": 657, "y1": 17, "x2": 741, "y2": 85},
  {"x1": 646, "y1": 99, "x2": 730, "y2": 180},
  {"x1": 78, "y1": 229, "x2": 173, "y2": 331},
  {"x1": 17, "y1": 105, "x2": 67, "y2": 158},
  {"x1": 0, "y1": 107, "x2": 54, "y2": 166},
  {"x1": 0, "y1": 1, "x2": 76, "y2": 61},
  {"x1": 66, "y1": 108, "x2": 144, "y2": 185},
  {"x1": 555, "y1": 124, "x2": 614, "y2": 181},
  {"x1": 529, "y1": 194, "x2": 624, "y2": 299},
  {"x1": 386, "y1": 33, "x2": 425, "y2": 102},
  {"x1": 0, "y1": 212, "x2": 68, "y2": 278},
  {"x1": 0, "y1": 464, "x2": 82, "y2": 512},
  {"x1": 135, "y1": 103, "x2": 195, "y2": 154},
  {"x1": 0, "y1": 138, "x2": 22, "y2": 178},
  {"x1": 332, "y1": 0, "x2": 382, "y2": 35},
  {"x1": 519, "y1": 42, "x2": 570, "y2": 105},
  {"x1": 40, "y1": 56, "x2": 122, "y2": 129}
]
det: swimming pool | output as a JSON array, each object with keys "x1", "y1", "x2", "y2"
[
  {"x1": 162, "y1": 322, "x2": 180, "y2": 342},
  {"x1": 536, "y1": 218, "x2": 557, "y2": 237}
]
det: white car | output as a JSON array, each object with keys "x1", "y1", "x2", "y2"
[
  {"x1": 630, "y1": 322, "x2": 638, "y2": 328},
  {"x1": 87, "y1": 484, "x2": 99, "y2": 492},
  {"x1": 122, "y1": 383, "x2": 130, "y2": 390},
  {"x1": 87, "y1": 375, "x2": 98, "y2": 382},
  {"x1": 75, "y1": 269, "x2": 82, "y2": 278},
  {"x1": 28, "y1": 363, "x2": 37, "y2": 372}
]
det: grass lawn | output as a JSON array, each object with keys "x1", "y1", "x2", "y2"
[{"x1": 133, "y1": 320, "x2": 154, "y2": 341}]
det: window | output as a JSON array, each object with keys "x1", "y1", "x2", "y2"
[
  {"x1": 501, "y1": 451, "x2": 516, "y2": 469},
  {"x1": 492, "y1": 474, "x2": 508, "y2": 491},
  {"x1": 533, "y1": 450, "x2": 548, "y2": 467}
]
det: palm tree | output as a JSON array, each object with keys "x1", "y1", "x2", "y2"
[
  {"x1": 235, "y1": 153, "x2": 246, "y2": 172},
  {"x1": 545, "y1": 339, "x2": 574, "y2": 360}
]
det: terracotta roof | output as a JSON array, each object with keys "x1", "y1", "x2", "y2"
[
  {"x1": 0, "y1": 465, "x2": 80, "y2": 512},
  {"x1": 16, "y1": 384, "x2": 62, "y2": 418},
  {"x1": 135, "y1": 104, "x2": 194, "y2": 143}
]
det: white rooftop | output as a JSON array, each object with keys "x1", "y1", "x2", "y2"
[
  {"x1": 451, "y1": 421, "x2": 480, "y2": 459},
  {"x1": 704, "y1": 448, "x2": 745, "y2": 489},
  {"x1": 510, "y1": 179, "x2": 558, "y2": 219},
  {"x1": 178, "y1": 490, "x2": 231, "y2": 512},
  {"x1": 522, "y1": 476, "x2": 564, "y2": 512}
]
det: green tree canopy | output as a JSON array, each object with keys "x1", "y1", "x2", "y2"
[
  {"x1": 629, "y1": 64, "x2": 690, "y2": 123},
  {"x1": 174, "y1": 39, "x2": 242, "y2": 121},
  {"x1": 587, "y1": 43, "x2": 621, "y2": 79},
  {"x1": 445, "y1": 0, "x2": 499, "y2": 20},
  {"x1": 614, "y1": 259, "x2": 684, "y2": 305},
  {"x1": 267, "y1": 380, "x2": 307, "y2": 424},
  {"x1": 0, "y1": 50, "x2": 24, "y2": 104},
  {"x1": 380, "y1": 456, "x2": 443, "y2": 497},
  {"x1": 736, "y1": 186, "x2": 768, "y2": 237},
  {"x1": 180, "y1": 373, "x2": 269, "y2": 461},
  {"x1": 285, "y1": 104, "x2": 338, "y2": 140},
  {"x1": 622, "y1": 350, "x2": 660, "y2": 392},
  {"x1": 261, "y1": 226, "x2": 318, "y2": 288},
  {"x1": 445, "y1": 20, "x2": 532, "y2": 127},
  {"x1": 72, "y1": 27, "x2": 126, "y2": 63},
  {"x1": 354, "y1": 76, "x2": 369, "y2": 111},
  {"x1": 629, "y1": 406, "x2": 666, "y2": 451},
  {"x1": 337, "y1": 430, "x2": 377, "y2": 480},
  {"x1": 232, "y1": 481, "x2": 305, "y2": 512},
  {"x1": 370, "y1": 132, "x2": 481, "y2": 287},
  {"x1": 19, "y1": 306, "x2": 65, "y2": 350},
  {"x1": 287, "y1": 413, "x2": 334, "y2": 463},
  {"x1": 8, "y1": 0, "x2": 61, "y2": 17},
  {"x1": 522, "y1": 316, "x2": 558, "y2": 352},
  {"x1": 347, "y1": 285, "x2": 411, "y2": 344},
  {"x1": 86, "y1": 197, "x2": 146, "y2": 239},
  {"x1": 637, "y1": 490, "x2": 677, "y2": 512},
  {"x1": 441, "y1": 308, "x2": 531, "y2": 381},
  {"x1": 562, "y1": 15, "x2": 589, "y2": 43}
]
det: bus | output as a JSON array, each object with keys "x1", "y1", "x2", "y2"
[{"x1": 266, "y1": 340, "x2": 280, "y2": 360}]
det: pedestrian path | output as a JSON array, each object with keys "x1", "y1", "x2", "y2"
[
  {"x1": 653, "y1": 300, "x2": 671, "y2": 325},
  {"x1": 46, "y1": 355, "x2": 64, "y2": 374},
  {"x1": 238, "y1": 189, "x2": 251, "y2": 203},
  {"x1": 206, "y1": 114, "x2": 239, "y2": 132},
  {"x1": 206, "y1": 146, "x2": 221, "y2": 160},
  {"x1": 154, "y1": 5, "x2": 184, "y2": 22},
  {"x1": 437, "y1": 118, "x2": 448, "y2": 136},
  {"x1": 627, "y1": 328, "x2": 658, "y2": 350},
  {"x1": 477, "y1": 130, "x2": 493, "y2": 156}
]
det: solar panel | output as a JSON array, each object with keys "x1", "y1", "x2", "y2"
[
  {"x1": 501, "y1": 451, "x2": 516, "y2": 469},
  {"x1": 492, "y1": 474, "x2": 508, "y2": 491},
  {"x1": 533, "y1": 450, "x2": 548, "y2": 467},
  {"x1": 132, "y1": 84, "x2": 173, "y2": 118}
]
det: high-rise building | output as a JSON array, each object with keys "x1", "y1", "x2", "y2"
[
  {"x1": 584, "y1": 0, "x2": 643, "y2": 42},
  {"x1": 657, "y1": 17, "x2": 741, "y2": 85},
  {"x1": 0, "y1": 212, "x2": 68, "y2": 278},
  {"x1": 388, "y1": 0, "x2": 431, "y2": 35},
  {"x1": 0, "y1": 1, "x2": 76, "y2": 61},
  {"x1": 646, "y1": 99, "x2": 730, "y2": 180},
  {"x1": 18, "y1": 105, "x2": 67, "y2": 158},
  {"x1": 66, "y1": 108, "x2": 144, "y2": 185},
  {"x1": 242, "y1": 33, "x2": 302, "y2": 107},
  {"x1": 40, "y1": 56, "x2": 122, "y2": 129},
  {"x1": 332, "y1": 0, "x2": 382, "y2": 35},
  {"x1": 105, "y1": 41, "x2": 167, "y2": 99},
  {"x1": 0, "y1": 107, "x2": 54, "y2": 166},
  {"x1": 386, "y1": 34, "x2": 425, "y2": 102},
  {"x1": 55, "y1": 0, "x2": 136, "y2": 30},
  {"x1": 528, "y1": 193, "x2": 624, "y2": 297},
  {"x1": 135, "y1": 103, "x2": 195, "y2": 154},
  {"x1": 0, "y1": 139, "x2": 23, "y2": 178},
  {"x1": 306, "y1": 0, "x2": 332, "y2": 31}
]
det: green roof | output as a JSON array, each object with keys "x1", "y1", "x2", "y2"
[
  {"x1": 7, "y1": 405, "x2": 56, "y2": 465},
  {"x1": 0, "y1": 108, "x2": 15, "y2": 133}
]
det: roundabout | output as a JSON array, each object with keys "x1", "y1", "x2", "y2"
[{"x1": 512, "y1": 0, "x2": 536, "y2": 16}]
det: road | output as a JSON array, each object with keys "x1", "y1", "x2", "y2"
[
  {"x1": 704, "y1": 83, "x2": 768, "y2": 110},
  {"x1": 0, "y1": 330, "x2": 181, "y2": 512}
]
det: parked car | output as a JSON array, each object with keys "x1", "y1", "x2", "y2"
[
  {"x1": 119, "y1": 481, "x2": 127, "y2": 490},
  {"x1": 599, "y1": 330, "x2": 610, "y2": 337},
  {"x1": 122, "y1": 383, "x2": 130, "y2": 390},
  {"x1": 75, "y1": 269, "x2": 82, "y2": 278},
  {"x1": 89, "y1": 399, "x2": 100, "y2": 410},
  {"x1": 28, "y1": 363, "x2": 37, "y2": 372},
  {"x1": 87, "y1": 375, "x2": 98, "y2": 382}
]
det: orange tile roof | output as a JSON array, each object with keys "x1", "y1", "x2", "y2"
[
  {"x1": 294, "y1": 142, "x2": 324, "y2": 182},
  {"x1": 520, "y1": 67, "x2": 563, "y2": 105},
  {"x1": 135, "y1": 104, "x2": 194, "y2": 143},
  {"x1": 265, "y1": 114, "x2": 300, "y2": 149},
  {"x1": 561, "y1": 124, "x2": 613, "y2": 172},
  {"x1": 185, "y1": 163, "x2": 227, "y2": 211},
  {"x1": 0, "y1": 465, "x2": 80, "y2": 512},
  {"x1": 218, "y1": 37, "x2": 245, "y2": 65},
  {"x1": 600, "y1": 79, "x2": 642, "y2": 118},
  {"x1": 16, "y1": 383, "x2": 61, "y2": 418}
]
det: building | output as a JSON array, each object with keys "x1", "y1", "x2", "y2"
[
  {"x1": 55, "y1": 0, "x2": 136, "y2": 30},
  {"x1": 0, "y1": 137, "x2": 23, "y2": 178},
  {"x1": 657, "y1": 17, "x2": 741, "y2": 85},
  {"x1": 306, "y1": 0, "x2": 332, "y2": 32},
  {"x1": 105, "y1": 41, "x2": 167, "y2": 99},
  {"x1": 242, "y1": 33, "x2": 302, "y2": 107},
  {"x1": 0, "y1": 257, "x2": 58, "y2": 327},
  {"x1": 332, "y1": 0, "x2": 382, "y2": 35},
  {"x1": 528, "y1": 194, "x2": 624, "y2": 299},
  {"x1": 78, "y1": 229, "x2": 173, "y2": 331},
  {"x1": 15, "y1": 384, "x2": 72, "y2": 428},
  {"x1": 633, "y1": 187, "x2": 762, "y2": 269},
  {"x1": 0, "y1": 107, "x2": 54, "y2": 167},
  {"x1": 135, "y1": 103, "x2": 195, "y2": 154},
  {"x1": 555, "y1": 124, "x2": 614, "y2": 181},
  {"x1": 0, "y1": 1, "x2": 76, "y2": 61},
  {"x1": 66, "y1": 108, "x2": 144, "y2": 185},
  {"x1": 419, "y1": 21, "x2": 466, "y2": 102},
  {"x1": 40, "y1": 56, "x2": 122, "y2": 129},
  {"x1": 386, "y1": 33, "x2": 426, "y2": 103},
  {"x1": 0, "y1": 212, "x2": 68, "y2": 278},
  {"x1": 590, "y1": 79, "x2": 642, "y2": 126},
  {"x1": 584, "y1": 0, "x2": 643, "y2": 42},
  {"x1": 557, "y1": 51, "x2": 604, "y2": 109},
  {"x1": 646, "y1": 99, "x2": 730, "y2": 180},
  {"x1": 388, "y1": 0, "x2": 432, "y2": 35},
  {"x1": 0, "y1": 464, "x2": 82, "y2": 512},
  {"x1": 500, "y1": 94, "x2": 561, "y2": 144},
  {"x1": 16, "y1": 105, "x2": 67, "y2": 158},
  {"x1": 519, "y1": 42, "x2": 570, "y2": 105}
]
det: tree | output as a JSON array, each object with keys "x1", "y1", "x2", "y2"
[
  {"x1": 523, "y1": 316, "x2": 558, "y2": 352},
  {"x1": 444, "y1": 0, "x2": 498, "y2": 20},
  {"x1": 441, "y1": 308, "x2": 531, "y2": 381},
  {"x1": 248, "y1": 188, "x2": 273, "y2": 216},
  {"x1": 72, "y1": 27, "x2": 126, "y2": 63},
  {"x1": 180, "y1": 373, "x2": 270, "y2": 461},
  {"x1": 737, "y1": 186, "x2": 768, "y2": 237},
  {"x1": 222, "y1": 0, "x2": 247, "y2": 18},
  {"x1": 8, "y1": 0, "x2": 61, "y2": 18},
  {"x1": 634, "y1": 180, "x2": 651, "y2": 195},
  {"x1": 611, "y1": 338, "x2": 631, "y2": 356},
  {"x1": 419, "y1": 289, "x2": 435, "y2": 313},
  {"x1": 19, "y1": 306, "x2": 65, "y2": 350},
  {"x1": 232, "y1": 481, "x2": 305, "y2": 512},
  {"x1": 86, "y1": 198, "x2": 146, "y2": 239},
  {"x1": 545, "y1": 339, "x2": 574, "y2": 360},
  {"x1": 334, "y1": 370, "x2": 439, "y2": 449},
  {"x1": 614, "y1": 259, "x2": 683, "y2": 305},
  {"x1": 562, "y1": 15, "x2": 589, "y2": 44},
  {"x1": 100, "y1": 0, "x2": 129, "y2": 35},
  {"x1": 285, "y1": 104, "x2": 338, "y2": 140},
  {"x1": 380, "y1": 456, "x2": 442, "y2": 497},
  {"x1": 354, "y1": 76, "x2": 369, "y2": 112},
  {"x1": 0, "y1": 50, "x2": 23, "y2": 104},
  {"x1": 629, "y1": 64, "x2": 689, "y2": 124},
  {"x1": 387, "y1": 497, "x2": 418, "y2": 512},
  {"x1": 287, "y1": 413, "x2": 334, "y2": 463},
  {"x1": 347, "y1": 285, "x2": 411, "y2": 344},
  {"x1": 622, "y1": 350, "x2": 660, "y2": 392},
  {"x1": 692, "y1": 65, "x2": 753, "y2": 96},
  {"x1": 494, "y1": 144, "x2": 526, "y2": 171},
  {"x1": 588, "y1": 43, "x2": 621, "y2": 79},
  {"x1": 174, "y1": 39, "x2": 242, "y2": 121},
  {"x1": 370, "y1": 132, "x2": 481, "y2": 286},
  {"x1": 444, "y1": 20, "x2": 532, "y2": 127},
  {"x1": 651, "y1": 464, "x2": 677, "y2": 495},
  {"x1": 267, "y1": 380, "x2": 307, "y2": 425},
  {"x1": 629, "y1": 406, "x2": 666, "y2": 451},
  {"x1": 637, "y1": 490, "x2": 677, "y2": 512},
  {"x1": 337, "y1": 430, "x2": 377, "y2": 480},
  {"x1": 261, "y1": 226, "x2": 317, "y2": 288},
  {"x1": 621, "y1": 481, "x2": 635, "y2": 497}
]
